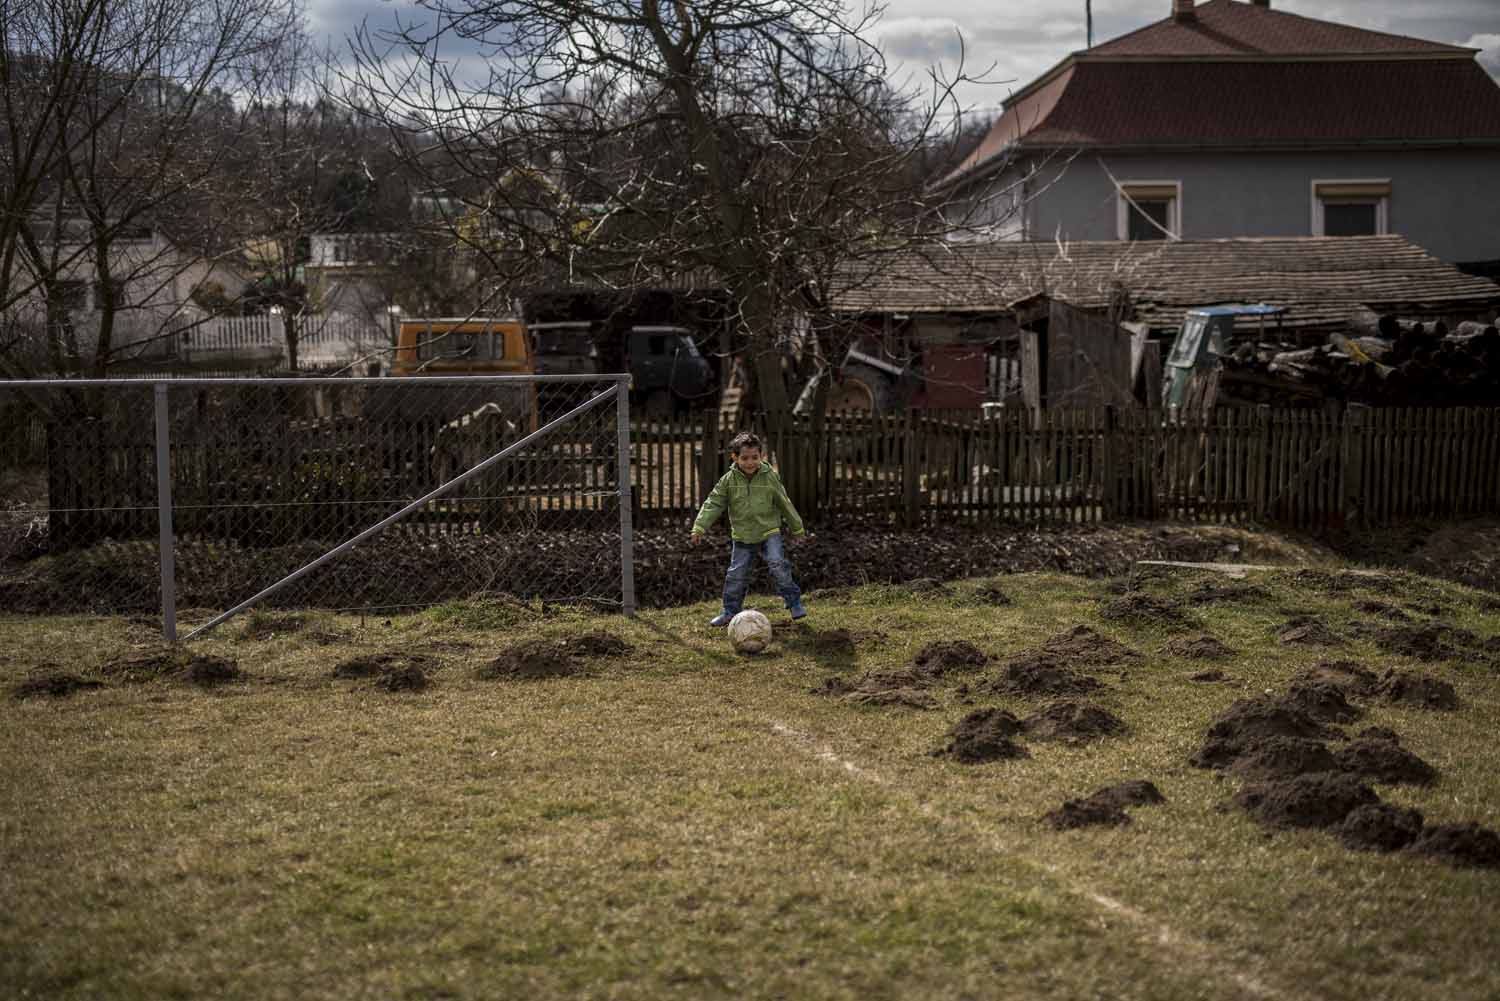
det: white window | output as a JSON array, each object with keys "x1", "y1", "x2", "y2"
[
  {"x1": 1312, "y1": 179, "x2": 1389, "y2": 237},
  {"x1": 1116, "y1": 181, "x2": 1181, "y2": 241}
]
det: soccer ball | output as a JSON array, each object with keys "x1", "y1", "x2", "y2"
[{"x1": 728, "y1": 610, "x2": 773, "y2": 654}]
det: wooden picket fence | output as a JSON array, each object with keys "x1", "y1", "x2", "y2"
[{"x1": 28, "y1": 405, "x2": 1500, "y2": 550}]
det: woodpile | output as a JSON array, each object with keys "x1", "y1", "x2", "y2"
[{"x1": 1217, "y1": 316, "x2": 1500, "y2": 407}]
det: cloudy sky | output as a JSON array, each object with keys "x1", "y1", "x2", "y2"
[{"x1": 317, "y1": 0, "x2": 1499, "y2": 114}]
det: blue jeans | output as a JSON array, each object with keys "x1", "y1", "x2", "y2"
[{"x1": 722, "y1": 534, "x2": 802, "y2": 614}]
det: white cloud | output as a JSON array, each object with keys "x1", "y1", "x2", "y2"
[{"x1": 1466, "y1": 33, "x2": 1500, "y2": 76}]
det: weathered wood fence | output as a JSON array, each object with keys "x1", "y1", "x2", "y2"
[{"x1": 26, "y1": 405, "x2": 1500, "y2": 550}]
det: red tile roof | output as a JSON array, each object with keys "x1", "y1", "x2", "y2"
[
  {"x1": 1093, "y1": 0, "x2": 1472, "y2": 57},
  {"x1": 932, "y1": 0, "x2": 1500, "y2": 193}
]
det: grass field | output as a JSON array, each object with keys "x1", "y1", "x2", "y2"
[{"x1": 3, "y1": 566, "x2": 1499, "y2": 1000}]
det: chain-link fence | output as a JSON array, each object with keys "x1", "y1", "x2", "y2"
[{"x1": 0, "y1": 375, "x2": 634, "y2": 638}]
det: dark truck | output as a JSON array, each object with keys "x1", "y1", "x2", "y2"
[{"x1": 528, "y1": 320, "x2": 715, "y2": 418}]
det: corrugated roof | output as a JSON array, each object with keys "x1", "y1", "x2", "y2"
[
  {"x1": 830, "y1": 235, "x2": 1500, "y2": 332},
  {"x1": 932, "y1": 1, "x2": 1498, "y2": 193}
]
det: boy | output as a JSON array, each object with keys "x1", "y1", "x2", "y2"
[{"x1": 690, "y1": 431, "x2": 808, "y2": 626}]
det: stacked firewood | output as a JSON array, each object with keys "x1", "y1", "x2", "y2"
[{"x1": 1218, "y1": 317, "x2": 1500, "y2": 406}]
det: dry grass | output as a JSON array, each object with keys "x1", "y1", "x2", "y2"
[{"x1": 2, "y1": 567, "x2": 1499, "y2": 1000}]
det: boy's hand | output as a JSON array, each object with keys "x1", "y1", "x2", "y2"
[
  {"x1": 790, "y1": 532, "x2": 812, "y2": 546},
  {"x1": 690, "y1": 532, "x2": 703, "y2": 546}
]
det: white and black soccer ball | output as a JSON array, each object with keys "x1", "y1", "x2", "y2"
[{"x1": 727, "y1": 610, "x2": 773, "y2": 654}]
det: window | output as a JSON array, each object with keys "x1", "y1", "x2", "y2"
[
  {"x1": 1312, "y1": 179, "x2": 1389, "y2": 237},
  {"x1": 55, "y1": 280, "x2": 89, "y2": 310},
  {"x1": 93, "y1": 279, "x2": 128, "y2": 310},
  {"x1": 1116, "y1": 181, "x2": 1180, "y2": 241}
]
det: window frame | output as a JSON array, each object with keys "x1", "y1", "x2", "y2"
[
  {"x1": 1115, "y1": 180, "x2": 1182, "y2": 241},
  {"x1": 1311, "y1": 178, "x2": 1390, "y2": 237}
]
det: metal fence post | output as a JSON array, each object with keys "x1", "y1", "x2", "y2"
[
  {"x1": 153, "y1": 383, "x2": 177, "y2": 642},
  {"x1": 616, "y1": 375, "x2": 637, "y2": 616}
]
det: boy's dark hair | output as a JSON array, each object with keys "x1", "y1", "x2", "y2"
[{"x1": 727, "y1": 431, "x2": 763, "y2": 455}]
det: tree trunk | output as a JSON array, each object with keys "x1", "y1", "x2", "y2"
[{"x1": 284, "y1": 311, "x2": 299, "y2": 371}]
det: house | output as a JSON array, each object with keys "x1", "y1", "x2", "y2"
[{"x1": 931, "y1": 0, "x2": 1500, "y2": 274}]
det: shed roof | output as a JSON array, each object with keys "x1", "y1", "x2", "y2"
[{"x1": 830, "y1": 235, "x2": 1500, "y2": 332}]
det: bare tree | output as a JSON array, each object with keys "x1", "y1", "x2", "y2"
[
  {"x1": 0, "y1": 0, "x2": 288, "y2": 377},
  {"x1": 349, "y1": 0, "x2": 995, "y2": 430}
]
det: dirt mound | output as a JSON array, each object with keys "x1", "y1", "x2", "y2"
[
  {"x1": 932, "y1": 708, "x2": 1030, "y2": 763},
  {"x1": 1041, "y1": 626, "x2": 1141, "y2": 667},
  {"x1": 969, "y1": 582, "x2": 1013, "y2": 606},
  {"x1": 1043, "y1": 798, "x2": 1129, "y2": 830},
  {"x1": 1276, "y1": 616, "x2": 1344, "y2": 647},
  {"x1": 1023, "y1": 701, "x2": 1126, "y2": 743},
  {"x1": 1369, "y1": 624, "x2": 1467, "y2": 662},
  {"x1": 1293, "y1": 660, "x2": 1379, "y2": 698},
  {"x1": 1186, "y1": 582, "x2": 1270, "y2": 605},
  {"x1": 333, "y1": 653, "x2": 440, "y2": 679},
  {"x1": 1408, "y1": 823, "x2": 1500, "y2": 868},
  {"x1": 558, "y1": 631, "x2": 632, "y2": 659},
  {"x1": 183, "y1": 655, "x2": 242, "y2": 686},
  {"x1": 1234, "y1": 773, "x2": 1379, "y2": 830},
  {"x1": 1190, "y1": 697, "x2": 1342, "y2": 769},
  {"x1": 912, "y1": 640, "x2": 989, "y2": 678},
  {"x1": 377, "y1": 666, "x2": 429, "y2": 692},
  {"x1": 1162, "y1": 635, "x2": 1235, "y2": 660},
  {"x1": 1337, "y1": 804, "x2": 1425, "y2": 852},
  {"x1": 841, "y1": 688, "x2": 938, "y2": 710},
  {"x1": 97, "y1": 648, "x2": 181, "y2": 683},
  {"x1": 1282, "y1": 681, "x2": 1362, "y2": 723},
  {"x1": 479, "y1": 640, "x2": 587, "y2": 681},
  {"x1": 810, "y1": 676, "x2": 856, "y2": 696},
  {"x1": 1088, "y1": 780, "x2": 1166, "y2": 810},
  {"x1": 11, "y1": 672, "x2": 104, "y2": 700},
  {"x1": 1377, "y1": 670, "x2": 1459, "y2": 710},
  {"x1": 1333, "y1": 736, "x2": 1437, "y2": 786},
  {"x1": 1187, "y1": 669, "x2": 1231, "y2": 683},
  {"x1": 1353, "y1": 599, "x2": 1411, "y2": 622},
  {"x1": 1100, "y1": 593, "x2": 1196, "y2": 628},
  {"x1": 1227, "y1": 737, "x2": 1339, "y2": 782},
  {"x1": 992, "y1": 655, "x2": 1104, "y2": 696}
]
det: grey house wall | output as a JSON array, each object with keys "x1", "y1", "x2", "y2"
[{"x1": 950, "y1": 148, "x2": 1500, "y2": 265}]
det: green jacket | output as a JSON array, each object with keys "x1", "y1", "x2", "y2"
[{"x1": 692, "y1": 464, "x2": 805, "y2": 543}]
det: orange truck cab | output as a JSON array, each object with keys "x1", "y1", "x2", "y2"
[{"x1": 382, "y1": 317, "x2": 538, "y2": 429}]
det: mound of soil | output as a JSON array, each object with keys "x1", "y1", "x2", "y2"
[
  {"x1": 1282, "y1": 681, "x2": 1362, "y2": 723},
  {"x1": 1100, "y1": 593, "x2": 1196, "y2": 628},
  {"x1": 1234, "y1": 773, "x2": 1379, "y2": 830},
  {"x1": 991, "y1": 655, "x2": 1104, "y2": 696},
  {"x1": 1227, "y1": 737, "x2": 1339, "y2": 782},
  {"x1": 1043, "y1": 798, "x2": 1131, "y2": 830},
  {"x1": 1162, "y1": 635, "x2": 1235, "y2": 660},
  {"x1": 333, "y1": 652, "x2": 440, "y2": 679},
  {"x1": 810, "y1": 676, "x2": 856, "y2": 697},
  {"x1": 1186, "y1": 582, "x2": 1271, "y2": 605},
  {"x1": 479, "y1": 640, "x2": 586, "y2": 681},
  {"x1": 378, "y1": 666, "x2": 429, "y2": 692},
  {"x1": 1190, "y1": 697, "x2": 1342, "y2": 769},
  {"x1": 1187, "y1": 669, "x2": 1231, "y2": 683},
  {"x1": 183, "y1": 655, "x2": 242, "y2": 686},
  {"x1": 1353, "y1": 599, "x2": 1411, "y2": 622},
  {"x1": 932, "y1": 708, "x2": 1029, "y2": 763},
  {"x1": 1408, "y1": 823, "x2": 1500, "y2": 869},
  {"x1": 1377, "y1": 670, "x2": 1459, "y2": 711},
  {"x1": 1333, "y1": 736, "x2": 1437, "y2": 786},
  {"x1": 841, "y1": 688, "x2": 937, "y2": 710},
  {"x1": 912, "y1": 640, "x2": 989, "y2": 678},
  {"x1": 969, "y1": 582, "x2": 1013, "y2": 606},
  {"x1": 97, "y1": 649, "x2": 181, "y2": 683},
  {"x1": 558, "y1": 631, "x2": 632, "y2": 659},
  {"x1": 1293, "y1": 661, "x2": 1379, "y2": 698},
  {"x1": 1088, "y1": 780, "x2": 1167, "y2": 810},
  {"x1": 1040, "y1": 626, "x2": 1142, "y2": 667},
  {"x1": 1276, "y1": 616, "x2": 1344, "y2": 647},
  {"x1": 1337, "y1": 804, "x2": 1425, "y2": 852},
  {"x1": 1023, "y1": 701, "x2": 1126, "y2": 743},
  {"x1": 1369, "y1": 624, "x2": 1467, "y2": 662},
  {"x1": 11, "y1": 672, "x2": 104, "y2": 700}
]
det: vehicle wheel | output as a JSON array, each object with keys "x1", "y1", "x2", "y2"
[
  {"x1": 643, "y1": 389, "x2": 673, "y2": 419},
  {"x1": 829, "y1": 364, "x2": 893, "y2": 413}
]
